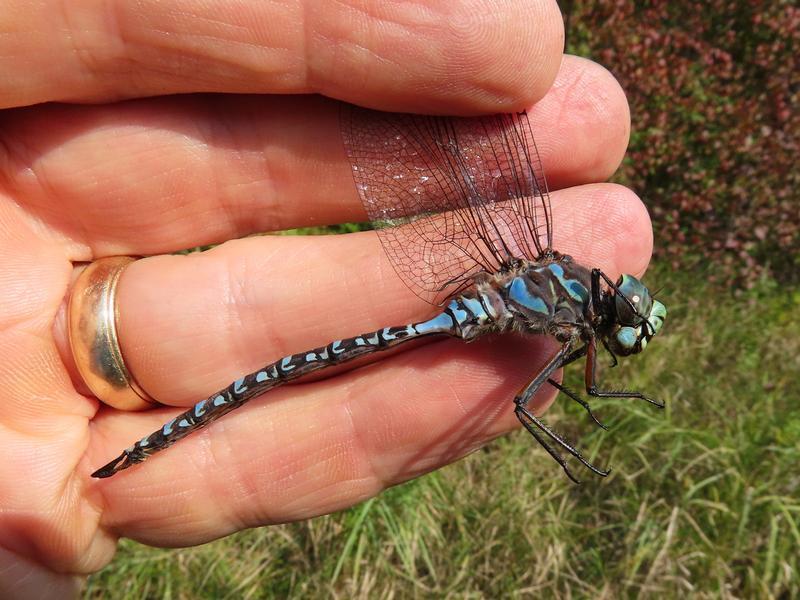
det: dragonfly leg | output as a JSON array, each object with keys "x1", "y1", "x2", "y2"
[
  {"x1": 514, "y1": 342, "x2": 610, "y2": 483},
  {"x1": 547, "y1": 378, "x2": 607, "y2": 430},
  {"x1": 515, "y1": 410, "x2": 581, "y2": 484},
  {"x1": 584, "y1": 337, "x2": 664, "y2": 408},
  {"x1": 543, "y1": 344, "x2": 608, "y2": 429},
  {"x1": 600, "y1": 338, "x2": 619, "y2": 368}
]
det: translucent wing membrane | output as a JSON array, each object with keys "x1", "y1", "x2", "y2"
[{"x1": 341, "y1": 106, "x2": 553, "y2": 305}]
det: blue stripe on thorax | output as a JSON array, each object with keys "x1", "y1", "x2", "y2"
[
  {"x1": 547, "y1": 263, "x2": 589, "y2": 303},
  {"x1": 507, "y1": 277, "x2": 549, "y2": 315}
]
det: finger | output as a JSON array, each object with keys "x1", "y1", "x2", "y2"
[
  {"x1": 2, "y1": 0, "x2": 563, "y2": 112},
  {"x1": 81, "y1": 183, "x2": 652, "y2": 538},
  {"x1": 3, "y1": 56, "x2": 629, "y2": 256}
]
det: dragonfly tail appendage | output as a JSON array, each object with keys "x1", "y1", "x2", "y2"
[{"x1": 91, "y1": 313, "x2": 458, "y2": 479}]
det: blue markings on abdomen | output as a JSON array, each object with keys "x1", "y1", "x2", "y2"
[
  {"x1": 447, "y1": 299, "x2": 469, "y2": 325},
  {"x1": 462, "y1": 297, "x2": 489, "y2": 324},
  {"x1": 162, "y1": 418, "x2": 177, "y2": 435},
  {"x1": 415, "y1": 311, "x2": 455, "y2": 334},
  {"x1": 194, "y1": 399, "x2": 207, "y2": 417},
  {"x1": 507, "y1": 277, "x2": 549, "y2": 315}
]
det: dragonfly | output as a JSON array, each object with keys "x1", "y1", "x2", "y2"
[{"x1": 92, "y1": 106, "x2": 666, "y2": 483}]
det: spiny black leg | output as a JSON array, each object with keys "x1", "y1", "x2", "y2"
[
  {"x1": 588, "y1": 387, "x2": 665, "y2": 408},
  {"x1": 585, "y1": 337, "x2": 664, "y2": 408},
  {"x1": 515, "y1": 343, "x2": 574, "y2": 411},
  {"x1": 548, "y1": 378, "x2": 608, "y2": 430},
  {"x1": 590, "y1": 268, "x2": 605, "y2": 318},
  {"x1": 559, "y1": 345, "x2": 588, "y2": 368},
  {"x1": 515, "y1": 406, "x2": 581, "y2": 484},
  {"x1": 600, "y1": 339, "x2": 619, "y2": 368},
  {"x1": 513, "y1": 342, "x2": 610, "y2": 482},
  {"x1": 515, "y1": 403, "x2": 610, "y2": 479}
]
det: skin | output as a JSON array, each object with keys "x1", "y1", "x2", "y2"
[{"x1": 0, "y1": 0, "x2": 651, "y2": 597}]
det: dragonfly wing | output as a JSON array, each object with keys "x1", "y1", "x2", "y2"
[{"x1": 341, "y1": 106, "x2": 552, "y2": 304}]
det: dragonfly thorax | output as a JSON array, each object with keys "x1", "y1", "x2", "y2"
[
  {"x1": 488, "y1": 255, "x2": 594, "y2": 340},
  {"x1": 602, "y1": 274, "x2": 666, "y2": 357}
]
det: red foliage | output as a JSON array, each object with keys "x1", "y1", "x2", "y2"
[{"x1": 568, "y1": 0, "x2": 799, "y2": 285}]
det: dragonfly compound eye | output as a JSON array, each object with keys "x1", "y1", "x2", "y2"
[
  {"x1": 607, "y1": 278, "x2": 667, "y2": 356},
  {"x1": 609, "y1": 326, "x2": 639, "y2": 355},
  {"x1": 614, "y1": 274, "x2": 653, "y2": 326},
  {"x1": 646, "y1": 300, "x2": 667, "y2": 337}
]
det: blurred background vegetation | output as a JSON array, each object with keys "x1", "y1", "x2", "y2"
[
  {"x1": 570, "y1": 1, "x2": 798, "y2": 287},
  {"x1": 88, "y1": 1, "x2": 799, "y2": 597}
]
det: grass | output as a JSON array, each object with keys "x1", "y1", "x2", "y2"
[{"x1": 84, "y1": 263, "x2": 800, "y2": 598}]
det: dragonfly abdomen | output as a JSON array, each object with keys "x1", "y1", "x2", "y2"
[{"x1": 91, "y1": 301, "x2": 490, "y2": 478}]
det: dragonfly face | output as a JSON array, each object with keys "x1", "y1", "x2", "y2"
[{"x1": 606, "y1": 274, "x2": 667, "y2": 356}]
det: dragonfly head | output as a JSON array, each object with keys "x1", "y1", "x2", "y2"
[{"x1": 605, "y1": 274, "x2": 666, "y2": 357}]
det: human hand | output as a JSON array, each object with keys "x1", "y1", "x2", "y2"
[{"x1": 0, "y1": 1, "x2": 650, "y2": 597}]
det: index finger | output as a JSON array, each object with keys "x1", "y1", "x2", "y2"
[{"x1": 1, "y1": 0, "x2": 564, "y2": 112}]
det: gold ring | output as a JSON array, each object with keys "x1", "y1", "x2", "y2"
[{"x1": 68, "y1": 256, "x2": 157, "y2": 410}]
